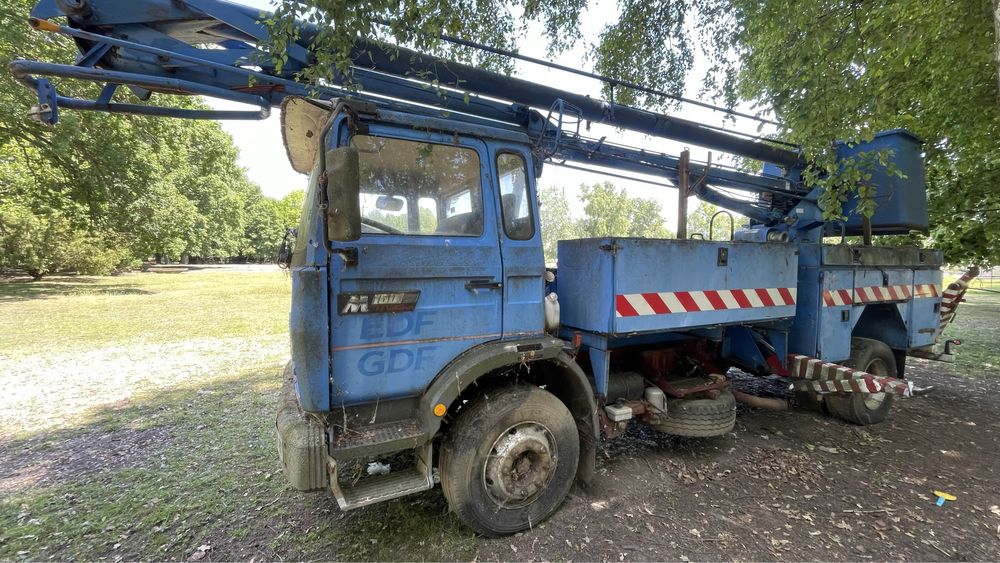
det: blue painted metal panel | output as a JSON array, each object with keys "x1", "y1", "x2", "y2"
[
  {"x1": 788, "y1": 244, "x2": 823, "y2": 357},
  {"x1": 588, "y1": 346, "x2": 611, "y2": 397},
  {"x1": 910, "y1": 269, "x2": 943, "y2": 347},
  {"x1": 557, "y1": 239, "x2": 616, "y2": 334},
  {"x1": 721, "y1": 326, "x2": 769, "y2": 373},
  {"x1": 290, "y1": 265, "x2": 331, "y2": 412},
  {"x1": 817, "y1": 269, "x2": 855, "y2": 361},
  {"x1": 557, "y1": 238, "x2": 798, "y2": 336},
  {"x1": 853, "y1": 269, "x2": 914, "y2": 347},
  {"x1": 328, "y1": 124, "x2": 503, "y2": 406}
]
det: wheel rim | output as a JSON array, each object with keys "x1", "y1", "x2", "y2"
[
  {"x1": 862, "y1": 357, "x2": 890, "y2": 410},
  {"x1": 483, "y1": 421, "x2": 558, "y2": 509}
]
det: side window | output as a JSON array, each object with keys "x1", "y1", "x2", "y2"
[
  {"x1": 351, "y1": 135, "x2": 483, "y2": 236},
  {"x1": 497, "y1": 152, "x2": 534, "y2": 240}
]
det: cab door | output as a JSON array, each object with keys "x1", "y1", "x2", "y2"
[
  {"x1": 492, "y1": 145, "x2": 546, "y2": 339},
  {"x1": 328, "y1": 124, "x2": 503, "y2": 406}
]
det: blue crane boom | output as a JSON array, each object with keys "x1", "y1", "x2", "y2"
[{"x1": 13, "y1": 0, "x2": 805, "y2": 225}]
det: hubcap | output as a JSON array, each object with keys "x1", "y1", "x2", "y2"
[
  {"x1": 863, "y1": 358, "x2": 890, "y2": 410},
  {"x1": 483, "y1": 422, "x2": 558, "y2": 508}
]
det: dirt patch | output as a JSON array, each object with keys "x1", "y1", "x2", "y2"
[
  {"x1": 0, "y1": 335, "x2": 287, "y2": 439},
  {"x1": 468, "y1": 366, "x2": 1000, "y2": 562},
  {"x1": 0, "y1": 426, "x2": 173, "y2": 494}
]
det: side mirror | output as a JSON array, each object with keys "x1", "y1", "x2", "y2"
[{"x1": 325, "y1": 147, "x2": 362, "y2": 242}]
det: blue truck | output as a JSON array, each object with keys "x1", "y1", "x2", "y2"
[{"x1": 12, "y1": 0, "x2": 976, "y2": 536}]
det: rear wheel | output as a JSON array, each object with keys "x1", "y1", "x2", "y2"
[
  {"x1": 825, "y1": 338, "x2": 896, "y2": 425},
  {"x1": 439, "y1": 384, "x2": 579, "y2": 537}
]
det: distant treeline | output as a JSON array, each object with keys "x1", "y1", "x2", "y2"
[{"x1": 0, "y1": 0, "x2": 303, "y2": 279}]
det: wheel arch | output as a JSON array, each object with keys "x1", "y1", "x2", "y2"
[
  {"x1": 419, "y1": 337, "x2": 598, "y2": 486},
  {"x1": 851, "y1": 307, "x2": 908, "y2": 377}
]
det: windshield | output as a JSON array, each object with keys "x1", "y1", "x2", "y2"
[{"x1": 351, "y1": 135, "x2": 483, "y2": 236}]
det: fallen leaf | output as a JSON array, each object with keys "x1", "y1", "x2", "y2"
[
  {"x1": 689, "y1": 528, "x2": 701, "y2": 538},
  {"x1": 591, "y1": 501, "x2": 609, "y2": 511}
]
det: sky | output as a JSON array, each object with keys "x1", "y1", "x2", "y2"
[{"x1": 210, "y1": 0, "x2": 777, "y2": 231}]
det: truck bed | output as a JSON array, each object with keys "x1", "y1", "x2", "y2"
[{"x1": 556, "y1": 238, "x2": 799, "y2": 336}]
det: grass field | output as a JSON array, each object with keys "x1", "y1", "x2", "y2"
[
  {"x1": 1, "y1": 267, "x2": 998, "y2": 561},
  {"x1": 935, "y1": 287, "x2": 1000, "y2": 376},
  {"x1": 0, "y1": 267, "x2": 477, "y2": 561}
]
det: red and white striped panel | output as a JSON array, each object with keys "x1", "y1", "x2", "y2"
[
  {"x1": 939, "y1": 268, "x2": 977, "y2": 332},
  {"x1": 822, "y1": 285, "x2": 913, "y2": 307},
  {"x1": 615, "y1": 287, "x2": 796, "y2": 318},
  {"x1": 913, "y1": 284, "x2": 940, "y2": 298},
  {"x1": 787, "y1": 354, "x2": 912, "y2": 397},
  {"x1": 794, "y1": 377, "x2": 913, "y2": 397}
]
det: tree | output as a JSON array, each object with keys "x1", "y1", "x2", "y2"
[
  {"x1": 276, "y1": 190, "x2": 306, "y2": 229},
  {"x1": 272, "y1": 0, "x2": 998, "y2": 266},
  {"x1": 0, "y1": 204, "x2": 127, "y2": 279},
  {"x1": 538, "y1": 182, "x2": 674, "y2": 262},
  {"x1": 686, "y1": 202, "x2": 748, "y2": 242},
  {"x1": 538, "y1": 184, "x2": 582, "y2": 262},
  {"x1": 579, "y1": 182, "x2": 672, "y2": 239},
  {"x1": 2, "y1": 0, "x2": 292, "y2": 273},
  {"x1": 696, "y1": 0, "x2": 1000, "y2": 266}
]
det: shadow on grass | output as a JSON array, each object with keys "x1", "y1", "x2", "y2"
[
  {"x1": 0, "y1": 363, "x2": 478, "y2": 562},
  {"x1": 0, "y1": 276, "x2": 154, "y2": 302}
]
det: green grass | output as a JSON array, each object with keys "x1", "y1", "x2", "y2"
[
  {"x1": 0, "y1": 268, "x2": 294, "y2": 560},
  {"x1": 939, "y1": 288, "x2": 1000, "y2": 376},
  {"x1": 0, "y1": 269, "x2": 290, "y2": 357},
  {"x1": 0, "y1": 268, "x2": 477, "y2": 561}
]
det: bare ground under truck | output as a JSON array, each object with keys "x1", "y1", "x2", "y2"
[{"x1": 11, "y1": 0, "x2": 978, "y2": 536}]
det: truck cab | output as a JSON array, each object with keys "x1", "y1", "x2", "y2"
[{"x1": 279, "y1": 99, "x2": 598, "y2": 536}]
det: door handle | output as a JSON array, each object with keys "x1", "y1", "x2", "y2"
[{"x1": 465, "y1": 279, "x2": 503, "y2": 290}]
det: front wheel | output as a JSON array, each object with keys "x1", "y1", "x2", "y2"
[
  {"x1": 439, "y1": 384, "x2": 579, "y2": 537},
  {"x1": 826, "y1": 337, "x2": 896, "y2": 425}
]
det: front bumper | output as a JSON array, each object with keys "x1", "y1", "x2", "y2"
[{"x1": 275, "y1": 364, "x2": 328, "y2": 491}]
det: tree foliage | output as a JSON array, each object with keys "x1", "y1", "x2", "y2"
[
  {"x1": 579, "y1": 182, "x2": 672, "y2": 239},
  {"x1": 538, "y1": 185, "x2": 582, "y2": 261},
  {"x1": 538, "y1": 182, "x2": 671, "y2": 262},
  {"x1": 701, "y1": 0, "x2": 1000, "y2": 266},
  {"x1": 686, "y1": 202, "x2": 748, "y2": 242},
  {"x1": 1, "y1": 1, "x2": 301, "y2": 277},
  {"x1": 273, "y1": 0, "x2": 999, "y2": 266}
]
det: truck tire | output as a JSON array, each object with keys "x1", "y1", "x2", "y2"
[
  {"x1": 653, "y1": 390, "x2": 737, "y2": 437},
  {"x1": 825, "y1": 337, "x2": 896, "y2": 425},
  {"x1": 439, "y1": 384, "x2": 579, "y2": 537}
]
